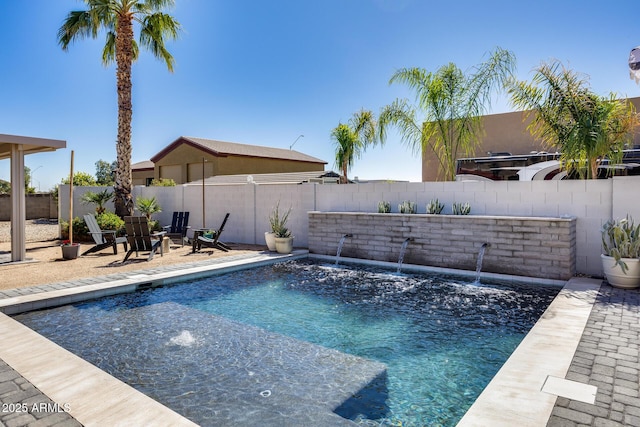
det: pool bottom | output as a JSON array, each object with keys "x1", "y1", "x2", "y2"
[{"x1": 92, "y1": 301, "x2": 387, "y2": 425}]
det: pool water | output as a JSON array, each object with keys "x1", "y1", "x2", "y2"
[{"x1": 15, "y1": 260, "x2": 560, "y2": 426}]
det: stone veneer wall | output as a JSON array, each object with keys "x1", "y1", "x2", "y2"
[{"x1": 308, "y1": 212, "x2": 577, "y2": 280}]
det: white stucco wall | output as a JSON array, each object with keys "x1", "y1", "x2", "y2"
[{"x1": 59, "y1": 176, "x2": 640, "y2": 277}]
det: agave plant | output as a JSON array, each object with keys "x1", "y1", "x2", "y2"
[
  {"x1": 377, "y1": 201, "x2": 391, "y2": 213},
  {"x1": 452, "y1": 202, "x2": 471, "y2": 215},
  {"x1": 426, "y1": 199, "x2": 444, "y2": 214},
  {"x1": 602, "y1": 216, "x2": 640, "y2": 273},
  {"x1": 269, "y1": 202, "x2": 292, "y2": 237},
  {"x1": 398, "y1": 201, "x2": 417, "y2": 214}
]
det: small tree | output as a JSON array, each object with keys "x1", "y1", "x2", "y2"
[
  {"x1": 95, "y1": 160, "x2": 116, "y2": 186},
  {"x1": 81, "y1": 189, "x2": 114, "y2": 214},
  {"x1": 135, "y1": 196, "x2": 162, "y2": 220},
  {"x1": 508, "y1": 60, "x2": 640, "y2": 179},
  {"x1": 378, "y1": 47, "x2": 516, "y2": 181},
  {"x1": 61, "y1": 171, "x2": 97, "y2": 186},
  {"x1": 331, "y1": 109, "x2": 379, "y2": 183}
]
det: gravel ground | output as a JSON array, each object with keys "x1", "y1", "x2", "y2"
[
  {"x1": 0, "y1": 220, "x2": 266, "y2": 291},
  {"x1": 0, "y1": 219, "x2": 60, "y2": 243}
]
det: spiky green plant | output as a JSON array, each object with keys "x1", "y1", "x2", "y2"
[
  {"x1": 452, "y1": 202, "x2": 471, "y2": 215},
  {"x1": 602, "y1": 216, "x2": 640, "y2": 273},
  {"x1": 398, "y1": 201, "x2": 417, "y2": 214},
  {"x1": 426, "y1": 199, "x2": 444, "y2": 214},
  {"x1": 269, "y1": 202, "x2": 292, "y2": 237},
  {"x1": 377, "y1": 201, "x2": 391, "y2": 213}
]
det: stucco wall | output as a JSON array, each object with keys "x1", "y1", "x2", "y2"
[
  {"x1": 308, "y1": 212, "x2": 576, "y2": 280},
  {"x1": 59, "y1": 175, "x2": 640, "y2": 278}
]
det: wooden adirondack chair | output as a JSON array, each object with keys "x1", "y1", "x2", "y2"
[
  {"x1": 123, "y1": 216, "x2": 167, "y2": 262},
  {"x1": 195, "y1": 213, "x2": 231, "y2": 252},
  {"x1": 162, "y1": 211, "x2": 190, "y2": 246},
  {"x1": 82, "y1": 214, "x2": 128, "y2": 255}
]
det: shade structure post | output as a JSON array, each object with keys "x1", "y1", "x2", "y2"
[{"x1": 10, "y1": 144, "x2": 26, "y2": 262}]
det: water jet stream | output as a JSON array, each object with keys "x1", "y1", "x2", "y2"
[
  {"x1": 335, "y1": 234, "x2": 353, "y2": 265},
  {"x1": 474, "y1": 243, "x2": 490, "y2": 284},
  {"x1": 397, "y1": 237, "x2": 414, "y2": 273}
]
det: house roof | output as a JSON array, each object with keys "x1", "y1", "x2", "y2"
[
  {"x1": 185, "y1": 170, "x2": 342, "y2": 185},
  {"x1": 132, "y1": 160, "x2": 154, "y2": 171},
  {"x1": 151, "y1": 136, "x2": 327, "y2": 165}
]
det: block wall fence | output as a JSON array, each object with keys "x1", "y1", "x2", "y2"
[
  {"x1": 59, "y1": 175, "x2": 640, "y2": 278},
  {"x1": 0, "y1": 194, "x2": 57, "y2": 221}
]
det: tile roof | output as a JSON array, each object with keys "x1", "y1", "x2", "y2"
[{"x1": 132, "y1": 160, "x2": 154, "y2": 170}]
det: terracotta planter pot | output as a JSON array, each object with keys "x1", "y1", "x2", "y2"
[
  {"x1": 601, "y1": 254, "x2": 640, "y2": 289},
  {"x1": 275, "y1": 237, "x2": 293, "y2": 254},
  {"x1": 61, "y1": 243, "x2": 81, "y2": 260},
  {"x1": 264, "y1": 232, "x2": 276, "y2": 251}
]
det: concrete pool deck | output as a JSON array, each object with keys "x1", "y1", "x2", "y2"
[{"x1": 0, "y1": 253, "x2": 638, "y2": 426}]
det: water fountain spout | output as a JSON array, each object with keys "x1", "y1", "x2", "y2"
[
  {"x1": 335, "y1": 234, "x2": 353, "y2": 265},
  {"x1": 397, "y1": 237, "x2": 414, "y2": 273},
  {"x1": 474, "y1": 243, "x2": 490, "y2": 284}
]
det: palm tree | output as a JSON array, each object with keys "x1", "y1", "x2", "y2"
[
  {"x1": 58, "y1": 0, "x2": 181, "y2": 217},
  {"x1": 331, "y1": 109, "x2": 378, "y2": 183},
  {"x1": 135, "y1": 196, "x2": 162, "y2": 220},
  {"x1": 508, "y1": 60, "x2": 639, "y2": 179},
  {"x1": 378, "y1": 47, "x2": 516, "y2": 181},
  {"x1": 81, "y1": 188, "x2": 114, "y2": 214}
]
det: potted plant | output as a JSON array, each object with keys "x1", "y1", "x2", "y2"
[
  {"x1": 601, "y1": 215, "x2": 640, "y2": 289},
  {"x1": 266, "y1": 202, "x2": 292, "y2": 252},
  {"x1": 61, "y1": 239, "x2": 81, "y2": 260},
  {"x1": 274, "y1": 225, "x2": 294, "y2": 254}
]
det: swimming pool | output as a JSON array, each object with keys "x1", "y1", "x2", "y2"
[{"x1": 14, "y1": 260, "x2": 560, "y2": 426}]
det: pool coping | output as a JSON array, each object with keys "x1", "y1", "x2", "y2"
[{"x1": 0, "y1": 251, "x2": 596, "y2": 426}]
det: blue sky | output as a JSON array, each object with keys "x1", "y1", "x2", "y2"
[{"x1": 1, "y1": 0, "x2": 639, "y2": 191}]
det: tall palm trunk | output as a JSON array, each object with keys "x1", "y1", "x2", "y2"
[
  {"x1": 341, "y1": 161, "x2": 349, "y2": 184},
  {"x1": 114, "y1": 14, "x2": 134, "y2": 217}
]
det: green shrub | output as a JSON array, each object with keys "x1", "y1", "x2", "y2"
[
  {"x1": 96, "y1": 212, "x2": 125, "y2": 236},
  {"x1": 148, "y1": 219, "x2": 162, "y2": 232},
  {"x1": 60, "y1": 217, "x2": 90, "y2": 241},
  {"x1": 61, "y1": 212, "x2": 126, "y2": 242},
  {"x1": 150, "y1": 178, "x2": 176, "y2": 187}
]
